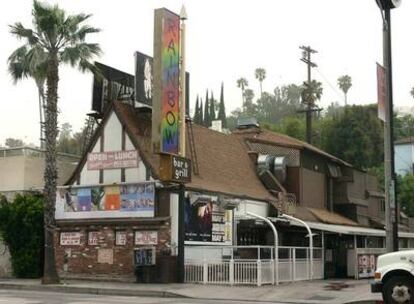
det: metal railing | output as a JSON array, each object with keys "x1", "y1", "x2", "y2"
[{"x1": 184, "y1": 245, "x2": 323, "y2": 286}]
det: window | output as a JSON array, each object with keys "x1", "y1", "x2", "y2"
[
  {"x1": 115, "y1": 230, "x2": 127, "y2": 246},
  {"x1": 88, "y1": 231, "x2": 99, "y2": 246}
]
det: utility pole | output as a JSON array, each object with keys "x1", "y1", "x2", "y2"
[
  {"x1": 376, "y1": 0, "x2": 401, "y2": 252},
  {"x1": 299, "y1": 45, "x2": 318, "y2": 144}
]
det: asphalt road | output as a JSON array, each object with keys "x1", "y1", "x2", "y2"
[{"x1": 0, "y1": 289, "x2": 290, "y2": 304}]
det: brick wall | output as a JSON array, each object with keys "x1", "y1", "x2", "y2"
[{"x1": 54, "y1": 219, "x2": 171, "y2": 280}]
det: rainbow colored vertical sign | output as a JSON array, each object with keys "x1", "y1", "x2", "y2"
[{"x1": 160, "y1": 9, "x2": 180, "y2": 154}]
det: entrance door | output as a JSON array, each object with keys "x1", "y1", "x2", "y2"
[{"x1": 325, "y1": 234, "x2": 353, "y2": 278}]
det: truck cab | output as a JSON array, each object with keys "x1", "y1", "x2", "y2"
[{"x1": 372, "y1": 250, "x2": 414, "y2": 303}]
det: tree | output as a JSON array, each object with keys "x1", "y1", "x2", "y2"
[
  {"x1": 236, "y1": 78, "x2": 248, "y2": 111},
  {"x1": 398, "y1": 174, "x2": 414, "y2": 217},
  {"x1": 56, "y1": 122, "x2": 84, "y2": 155},
  {"x1": 209, "y1": 91, "x2": 216, "y2": 121},
  {"x1": 243, "y1": 89, "x2": 257, "y2": 116},
  {"x1": 5, "y1": 138, "x2": 25, "y2": 148},
  {"x1": 199, "y1": 99, "x2": 204, "y2": 126},
  {"x1": 9, "y1": 0, "x2": 101, "y2": 284},
  {"x1": 301, "y1": 79, "x2": 323, "y2": 107},
  {"x1": 8, "y1": 43, "x2": 47, "y2": 148},
  {"x1": 193, "y1": 95, "x2": 200, "y2": 124},
  {"x1": 255, "y1": 68, "x2": 266, "y2": 97},
  {"x1": 337, "y1": 75, "x2": 352, "y2": 106},
  {"x1": 217, "y1": 82, "x2": 227, "y2": 128},
  {"x1": 203, "y1": 91, "x2": 210, "y2": 127},
  {"x1": 410, "y1": 87, "x2": 414, "y2": 100}
]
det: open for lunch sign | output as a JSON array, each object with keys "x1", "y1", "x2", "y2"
[{"x1": 87, "y1": 150, "x2": 139, "y2": 170}]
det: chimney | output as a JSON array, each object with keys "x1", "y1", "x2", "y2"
[{"x1": 247, "y1": 151, "x2": 258, "y2": 164}]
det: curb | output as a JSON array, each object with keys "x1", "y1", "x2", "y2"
[{"x1": 0, "y1": 282, "x2": 188, "y2": 299}]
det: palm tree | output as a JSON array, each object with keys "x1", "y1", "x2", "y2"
[
  {"x1": 236, "y1": 78, "x2": 248, "y2": 111},
  {"x1": 301, "y1": 80, "x2": 323, "y2": 106},
  {"x1": 8, "y1": 0, "x2": 101, "y2": 284},
  {"x1": 410, "y1": 87, "x2": 414, "y2": 100},
  {"x1": 254, "y1": 68, "x2": 266, "y2": 97},
  {"x1": 337, "y1": 75, "x2": 352, "y2": 106},
  {"x1": 8, "y1": 46, "x2": 47, "y2": 148}
]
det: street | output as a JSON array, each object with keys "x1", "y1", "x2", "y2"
[{"x1": 0, "y1": 289, "x2": 290, "y2": 304}]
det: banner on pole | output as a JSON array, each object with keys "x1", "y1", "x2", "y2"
[{"x1": 377, "y1": 63, "x2": 387, "y2": 122}]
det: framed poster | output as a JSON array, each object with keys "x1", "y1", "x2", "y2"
[
  {"x1": 60, "y1": 232, "x2": 81, "y2": 246},
  {"x1": 88, "y1": 231, "x2": 99, "y2": 246},
  {"x1": 135, "y1": 231, "x2": 158, "y2": 245},
  {"x1": 115, "y1": 231, "x2": 127, "y2": 246}
]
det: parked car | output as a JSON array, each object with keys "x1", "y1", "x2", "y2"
[{"x1": 371, "y1": 250, "x2": 414, "y2": 303}]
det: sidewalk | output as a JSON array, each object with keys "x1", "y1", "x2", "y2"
[{"x1": 0, "y1": 278, "x2": 383, "y2": 304}]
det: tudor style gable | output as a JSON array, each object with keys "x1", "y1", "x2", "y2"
[{"x1": 67, "y1": 105, "x2": 152, "y2": 186}]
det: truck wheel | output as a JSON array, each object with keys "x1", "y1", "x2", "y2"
[{"x1": 383, "y1": 276, "x2": 414, "y2": 304}]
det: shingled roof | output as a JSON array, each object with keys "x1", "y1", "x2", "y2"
[
  {"x1": 233, "y1": 127, "x2": 353, "y2": 167},
  {"x1": 113, "y1": 101, "x2": 274, "y2": 202}
]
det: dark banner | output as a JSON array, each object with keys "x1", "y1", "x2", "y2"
[
  {"x1": 184, "y1": 192, "x2": 232, "y2": 243},
  {"x1": 135, "y1": 51, "x2": 153, "y2": 106}
]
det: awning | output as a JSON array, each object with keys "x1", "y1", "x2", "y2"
[{"x1": 288, "y1": 220, "x2": 414, "y2": 239}]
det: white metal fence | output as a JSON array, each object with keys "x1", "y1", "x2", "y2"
[{"x1": 184, "y1": 246, "x2": 323, "y2": 286}]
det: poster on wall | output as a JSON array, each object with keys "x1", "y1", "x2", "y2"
[
  {"x1": 60, "y1": 232, "x2": 81, "y2": 246},
  {"x1": 56, "y1": 183, "x2": 155, "y2": 219},
  {"x1": 184, "y1": 192, "x2": 232, "y2": 244},
  {"x1": 135, "y1": 231, "x2": 158, "y2": 245},
  {"x1": 358, "y1": 254, "x2": 377, "y2": 278}
]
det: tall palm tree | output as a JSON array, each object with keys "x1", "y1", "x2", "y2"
[
  {"x1": 8, "y1": 45, "x2": 47, "y2": 148},
  {"x1": 301, "y1": 80, "x2": 323, "y2": 144},
  {"x1": 410, "y1": 87, "x2": 414, "y2": 100},
  {"x1": 236, "y1": 77, "x2": 248, "y2": 111},
  {"x1": 337, "y1": 75, "x2": 352, "y2": 106},
  {"x1": 254, "y1": 68, "x2": 266, "y2": 97},
  {"x1": 301, "y1": 80, "x2": 323, "y2": 106},
  {"x1": 8, "y1": 0, "x2": 101, "y2": 284}
]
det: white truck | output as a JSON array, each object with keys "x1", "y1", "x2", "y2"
[{"x1": 372, "y1": 250, "x2": 414, "y2": 303}]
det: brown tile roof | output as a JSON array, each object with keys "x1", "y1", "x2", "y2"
[
  {"x1": 291, "y1": 206, "x2": 358, "y2": 226},
  {"x1": 395, "y1": 137, "x2": 414, "y2": 145},
  {"x1": 233, "y1": 128, "x2": 352, "y2": 167},
  {"x1": 113, "y1": 102, "x2": 273, "y2": 202}
]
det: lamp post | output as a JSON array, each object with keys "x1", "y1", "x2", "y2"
[{"x1": 375, "y1": 0, "x2": 401, "y2": 252}]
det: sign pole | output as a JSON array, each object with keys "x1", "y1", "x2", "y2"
[{"x1": 179, "y1": 6, "x2": 187, "y2": 157}]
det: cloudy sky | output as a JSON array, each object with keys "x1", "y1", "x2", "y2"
[{"x1": 1, "y1": 0, "x2": 413, "y2": 146}]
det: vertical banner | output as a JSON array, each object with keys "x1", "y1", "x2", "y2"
[
  {"x1": 153, "y1": 8, "x2": 180, "y2": 154},
  {"x1": 377, "y1": 63, "x2": 387, "y2": 122}
]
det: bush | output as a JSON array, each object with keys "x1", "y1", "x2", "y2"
[{"x1": 0, "y1": 194, "x2": 44, "y2": 278}]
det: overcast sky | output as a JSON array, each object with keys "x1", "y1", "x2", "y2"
[{"x1": 1, "y1": 0, "x2": 413, "y2": 146}]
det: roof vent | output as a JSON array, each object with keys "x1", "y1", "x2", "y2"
[{"x1": 236, "y1": 117, "x2": 259, "y2": 129}]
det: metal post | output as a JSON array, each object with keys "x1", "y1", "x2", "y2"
[
  {"x1": 179, "y1": 6, "x2": 187, "y2": 157},
  {"x1": 382, "y1": 6, "x2": 398, "y2": 253},
  {"x1": 280, "y1": 214, "x2": 313, "y2": 279},
  {"x1": 177, "y1": 185, "x2": 185, "y2": 283},
  {"x1": 246, "y1": 212, "x2": 278, "y2": 285}
]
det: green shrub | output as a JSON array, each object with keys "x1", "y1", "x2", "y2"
[{"x1": 0, "y1": 194, "x2": 44, "y2": 278}]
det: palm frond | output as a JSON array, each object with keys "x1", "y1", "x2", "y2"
[
  {"x1": 60, "y1": 43, "x2": 102, "y2": 66},
  {"x1": 9, "y1": 23, "x2": 38, "y2": 45}
]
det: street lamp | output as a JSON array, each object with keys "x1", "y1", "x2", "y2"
[{"x1": 375, "y1": 0, "x2": 401, "y2": 252}]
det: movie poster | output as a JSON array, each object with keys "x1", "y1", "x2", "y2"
[{"x1": 184, "y1": 192, "x2": 232, "y2": 244}]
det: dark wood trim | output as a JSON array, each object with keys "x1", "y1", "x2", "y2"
[
  {"x1": 121, "y1": 124, "x2": 126, "y2": 182},
  {"x1": 56, "y1": 216, "x2": 170, "y2": 227},
  {"x1": 99, "y1": 131, "x2": 104, "y2": 184}
]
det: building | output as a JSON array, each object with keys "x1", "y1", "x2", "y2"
[
  {"x1": 54, "y1": 100, "x2": 414, "y2": 284},
  {"x1": 395, "y1": 137, "x2": 414, "y2": 176},
  {"x1": 0, "y1": 147, "x2": 79, "y2": 200}
]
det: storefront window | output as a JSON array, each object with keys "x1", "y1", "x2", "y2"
[
  {"x1": 367, "y1": 236, "x2": 384, "y2": 248},
  {"x1": 356, "y1": 236, "x2": 365, "y2": 248}
]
